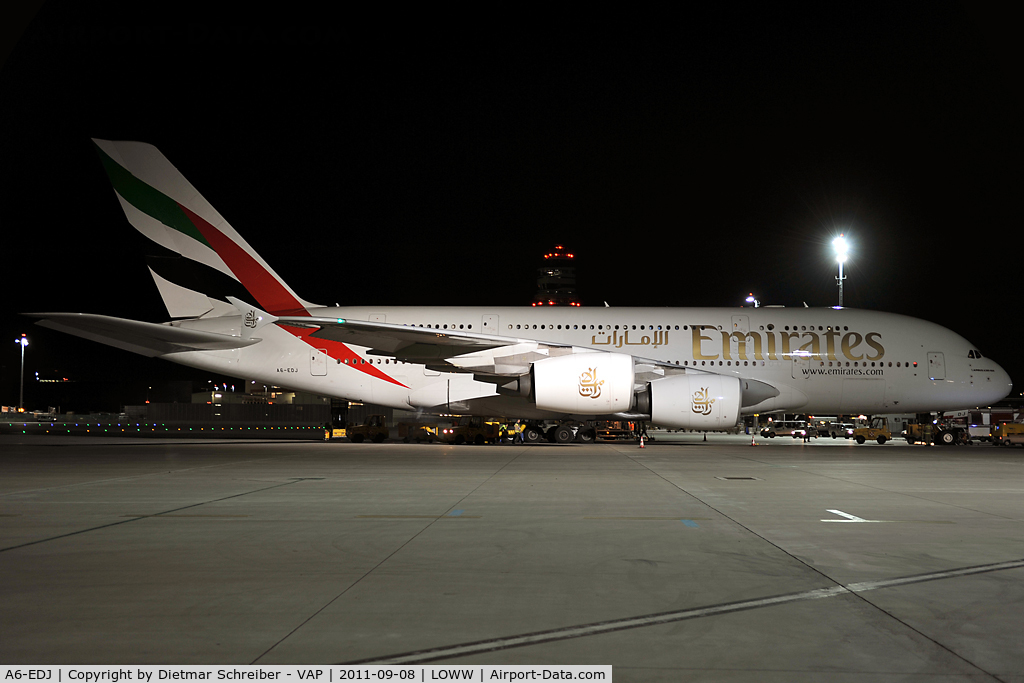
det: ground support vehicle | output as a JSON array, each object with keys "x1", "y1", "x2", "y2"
[
  {"x1": 808, "y1": 417, "x2": 837, "y2": 436},
  {"x1": 596, "y1": 421, "x2": 634, "y2": 441},
  {"x1": 440, "y1": 417, "x2": 502, "y2": 444},
  {"x1": 826, "y1": 422, "x2": 855, "y2": 439},
  {"x1": 346, "y1": 414, "x2": 389, "y2": 443},
  {"x1": 853, "y1": 417, "x2": 891, "y2": 444},
  {"x1": 400, "y1": 423, "x2": 439, "y2": 443},
  {"x1": 991, "y1": 422, "x2": 1024, "y2": 447},
  {"x1": 760, "y1": 420, "x2": 810, "y2": 439},
  {"x1": 904, "y1": 421, "x2": 935, "y2": 445},
  {"x1": 905, "y1": 414, "x2": 970, "y2": 445}
]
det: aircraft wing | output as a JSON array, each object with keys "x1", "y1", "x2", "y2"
[
  {"x1": 273, "y1": 316, "x2": 700, "y2": 380},
  {"x1": 275, "y1": 316, "x2": 521, "y2": 358},
  {"x1": 30, "y1": 313, "x2": 260, "y2": 357}
]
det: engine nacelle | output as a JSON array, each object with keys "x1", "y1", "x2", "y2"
[
  {"x1": 533, "y1": 352, "x2": 635, "y2": 414},
  {"x1": 648, "y1": 374, "x2": 742, "y2": 430}
]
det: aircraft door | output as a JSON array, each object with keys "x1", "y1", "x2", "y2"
[
  {"x1": 791, "y1": 355, "x2": 810, "y2": 380},
  {"x1": 481, "y1": 314, "x2": 500, "y2": 335},
  {"x1": 927, "y1": 352, "x2": 945, "y2": 381},
  {"x1": 311, "y1": 348, "x2": 328, "y2": 376}
]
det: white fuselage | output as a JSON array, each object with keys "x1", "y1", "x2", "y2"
[{"x1": 168, "y1": 305, "x2": 1012, "y2": 420}]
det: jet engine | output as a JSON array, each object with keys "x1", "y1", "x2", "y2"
[
  {"x1": 644, "y1": 374, "x2": 742, "y2": 430},
  {"x1": 532, "y1": 352, "x2": 635, "y2": 414}
]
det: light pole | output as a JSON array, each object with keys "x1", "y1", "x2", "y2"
[
  {"x1": 15, "y1": 334, "x2": 28, "y2": 412},
  {"x1": 832, "y1": 234, "x2": 849, "y2": 307}
]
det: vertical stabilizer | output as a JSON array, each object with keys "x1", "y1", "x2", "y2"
[{"x1": 93, "y1": 139, "x2": 319, "y2": 317}]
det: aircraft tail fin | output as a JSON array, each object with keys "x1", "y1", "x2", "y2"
[{"x1": 92, "y1": 139, "x2": 319, "y2": 318}]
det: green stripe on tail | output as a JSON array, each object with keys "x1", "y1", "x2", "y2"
[{"x1": 93, "y1": 142, "x2": 212, "y2": 249}]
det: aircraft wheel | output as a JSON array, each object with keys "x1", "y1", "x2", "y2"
[
  {"x1": 938, "y1": 430, "x2": 956, "y2": 445},
  {"x1": 523, "y1": 427, "x2": 543, "y2": 443},
  {"x1": 576, "y1": 428, "x2": 596, "y2": 443},
  {"x1": 554, "y1": 426, "x2": 574, "y2": 444}
]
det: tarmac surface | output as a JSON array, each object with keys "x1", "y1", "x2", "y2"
[{"x1": 1, "y1": 432, "x2": 1022, "y2": 681}]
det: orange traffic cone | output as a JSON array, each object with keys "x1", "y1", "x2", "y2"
[{"x1": 639, "y1": 435, "x2": 645, "y2": 448}]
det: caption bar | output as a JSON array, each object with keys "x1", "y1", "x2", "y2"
[{"x1": 1, "y1": 667, "x2": 611, "y2": 682}]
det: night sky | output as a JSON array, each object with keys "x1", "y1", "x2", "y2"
[{"x1": 1, "y1": 3, "x2": 1020, "y2": 411}]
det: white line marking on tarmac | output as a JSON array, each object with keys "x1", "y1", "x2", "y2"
[
  {"x1": 821, "y1": 509, "x2": 888, "y2": 522},
  {"x1": 346, "y1": 557, "x2": 1024, "y2": 665}
]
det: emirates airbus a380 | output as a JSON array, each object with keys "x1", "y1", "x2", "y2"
[{"x1": 31, "y1": 140, "x2": 1013, "y2": 439}]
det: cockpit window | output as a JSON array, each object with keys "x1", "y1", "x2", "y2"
[{"x1": 968, "y1": 349, "x2": 984, "y2": 359}]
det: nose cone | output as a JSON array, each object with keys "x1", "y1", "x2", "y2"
[{"x1": 985, "y1": 362, "x2": 1014, "y2": 404}]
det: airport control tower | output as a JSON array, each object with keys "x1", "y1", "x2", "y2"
[{"x1": 533, "y1": 245, "x2": 580, "y2": 307}]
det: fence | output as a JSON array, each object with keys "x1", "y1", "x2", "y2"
[{"x1": 133, "y1": 402, "x2": 331, "y2": 426}]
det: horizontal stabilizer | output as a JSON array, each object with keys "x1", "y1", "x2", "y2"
[{"x1": 29, "y1": 313, "x2": 259, "y2": 357}]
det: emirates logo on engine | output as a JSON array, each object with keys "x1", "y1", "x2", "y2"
[
  {"x1": 691, "y1": 387, "x2": 716, "y2": 415},
  {"x1": 578, "y1": 367, "x2": 604, "y2": 399}
]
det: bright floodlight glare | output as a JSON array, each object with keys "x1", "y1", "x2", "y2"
[
  {"x1": 833, "y1": 234, "x2": 849, "y2": 262},
  {"x1": 832, "y1": 234, "x2": 849, "y2": 307}
]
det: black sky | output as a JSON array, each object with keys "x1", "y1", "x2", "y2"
[{"x1": 1, "y1": 3, "x2": 1020, "y2": 410}]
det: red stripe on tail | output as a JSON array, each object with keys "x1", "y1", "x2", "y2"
[{"x1": 178, "y1": 204, "x2": 309, "y2": 317}]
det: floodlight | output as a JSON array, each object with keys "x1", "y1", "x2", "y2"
[
  {"x1": 833, "y1": 234, "x2": 849, "y2": 261},
  {"x1": 832, "y1": 234, "x2": 849, "y2": 306}
]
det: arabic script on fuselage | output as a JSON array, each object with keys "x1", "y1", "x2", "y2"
[{"x1": 591, "y1": 329, "x2": 669, "y2": 349}]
